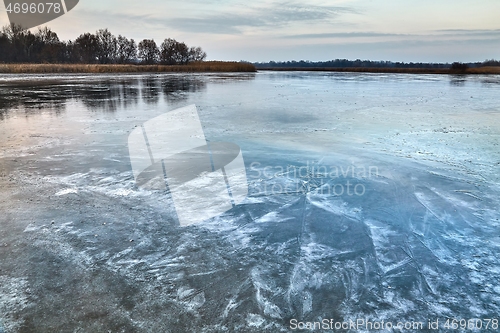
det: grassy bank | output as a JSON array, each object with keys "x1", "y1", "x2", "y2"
[
  {"x1": 257, "y1": 66, "x2": 500, "y2": 74},
  {"x1": 0, "y1": 61, "x2": 256, "y2": 73}
]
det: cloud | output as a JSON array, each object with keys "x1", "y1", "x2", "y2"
[
  {"x1": 282, "y1": 32, "x2": 406, "y2": 39},
  {"x1": 434, "y1": 29, "x2": 500, "y2": 37},
  {"x1": 167, "y1": 2, "x2": 355, "y2": 34},
  {"x1": 282, "y1": 29, "x2": 500, "y2": 40},
  {"x1": 168, "y1": 15, "x2": 263, "y2": 34}
]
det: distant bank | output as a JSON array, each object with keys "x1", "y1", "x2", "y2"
[
  {"x1": 0, "y1": 62, "x2": 256, "y2": 74},
  {"x1": 253, "y1": 59, "x2": 500, "y2": 75},
  {"x1": 256, "y1": 67, "x2": 500, "y2": 75}
]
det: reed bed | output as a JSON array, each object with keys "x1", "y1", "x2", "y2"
[
  {"x1": 0, "y1": 61, "x2": 256, "y2": 73},
  {"x1": 466, "y1": 66, "x2": 500, "y2": 74}
]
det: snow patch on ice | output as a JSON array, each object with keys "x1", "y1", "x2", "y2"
[
  {"x1": 251, "y1": 267, "x2": 283, "y2": 319},
  {"x1": 308, "y1": 195, "x2": 362, "y2": 220},
  {"x1": 55, "y1": 188, "x2": 78, "y2": 196},
  {"x1": 0, "y1": 277, "x2": 30, "y2": 333},
  {"x1": 177, "y1": 286, "x2": 206, "y2": 311},
  {"x1": 109, "y1": 188, "x2": 133, "y2": 196},
  {"x1": 246, "y1": 313, "x2": 266, "y2": 327},
  {"x1": 255, "y1": 211, "x2": 294, "y2": 224}
]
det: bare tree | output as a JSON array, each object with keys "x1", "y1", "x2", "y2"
[
  {"x1": 159, "y1": 38, "x2": 176, "y2": 65},
  {"x1": 137, "y1": 39, "x2": 159, "y2": 64},
  {"x1": 1, "y1": 23, "x2": 23, "y2": 41},
  {"x1": 160, "y1": 38, "x2": 204, "y2": 64},
  {"x1": 35, "y1": 27, "x2": 62, "y2": 63},
  {"x1": 175, "y1": 41, "x2": 190, "y2": 64},
  {"x1": 1, "y1": 24, "x2": 38, "y2": 62},
  {"x1": 96, "y1": 29, "x2": 117, "y2": 64},
  {"x1": 74, "y1": 32, "x2": 99, "y2": 63},
  {"x1": 0, "y1": 31, "x2": 10, "y2": 62},
  {"x1": 188, "y1": 46, "x2": 206, "y2": 62},
  {"x1": 36, "y1": 27, "x2": 59, "y2": 44},
  {"x1": 116, "y1": 35, "x2": 137, "y2": 64}
]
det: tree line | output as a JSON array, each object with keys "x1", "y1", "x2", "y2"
[
  {"x1": 0, "y1": 24, "x2": 206, "y2": 64},
  {"x1": 254, "y1": 59, "x2": 499, "y2": 69}
]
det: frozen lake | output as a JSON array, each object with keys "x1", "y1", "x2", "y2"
[{"x1": 1, "y1": 72, "x2": 500, "y2": 332}]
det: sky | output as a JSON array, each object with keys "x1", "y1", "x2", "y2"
[{"x1": 1, "y1": 0, "x2": 499, "y2": 62}]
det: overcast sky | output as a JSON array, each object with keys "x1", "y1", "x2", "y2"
[{"x1": 1, "y1": 0, "x2": 499, "y2": 62}]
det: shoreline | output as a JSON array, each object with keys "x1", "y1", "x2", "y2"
[
  {"x1": 256, "y1": 66, "x2": 500, "y2": 75},
  {"x1": 1, "y1": 63, "x2": 499, "y2": 74},
  {"x1": 0, "y1": 62, "x2": 256, "y2": 74}
]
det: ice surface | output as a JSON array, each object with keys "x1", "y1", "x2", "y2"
[{"x1": 0, "y1": 72, "x2": 499, "y2": 332}]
